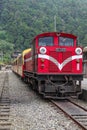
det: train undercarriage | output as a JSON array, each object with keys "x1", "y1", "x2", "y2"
[{"x1": 24, "y1": 72, "x2": 83, "y2": 99}]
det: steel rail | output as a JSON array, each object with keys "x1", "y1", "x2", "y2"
[
  {"x1": 51, "y1": 99, "x2": 87, "y2": 130},
  {"x1": 0, "y1": 72, "x2": 11, "y2": 130}
]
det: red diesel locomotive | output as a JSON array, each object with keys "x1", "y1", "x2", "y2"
[{"x1": 23, "y1": 32, "x2": 83, "y2": 98}]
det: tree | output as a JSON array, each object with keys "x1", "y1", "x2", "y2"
[{"x1": 0, "y1": 40, "x2": 14, "y2": 63}]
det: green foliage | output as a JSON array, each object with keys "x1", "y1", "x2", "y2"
[
  {"x1": 0, "y1": 30, "x2": 6, "y2": 39},
  {"x1": 0, "y1": 40, "x2": 14, "y2": 63},
  {"x1": 0, "y1": 0, "x2": 87, "y2": 63}
]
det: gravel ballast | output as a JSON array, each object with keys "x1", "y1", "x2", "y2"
[{"x1": 1, "y1": 70, "x2": 84, "y2": 130}]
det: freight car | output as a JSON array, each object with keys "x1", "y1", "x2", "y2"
[{"x1": 13, "y1": 32, "x2": 83, "y2": 99}]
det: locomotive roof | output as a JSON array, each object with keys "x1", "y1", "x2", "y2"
[{"x1": 33, "y1": 32, "x2": 77, "y2": 40}]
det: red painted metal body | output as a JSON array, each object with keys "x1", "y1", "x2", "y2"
[
  {"x1": 13, "y1": 32, "x2": 83, "y2": 98},
  {"x1": 24, "y1": 32, "x2": 83, "y2": 75}
]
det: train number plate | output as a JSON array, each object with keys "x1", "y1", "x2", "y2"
[{"x1": 56, "y1": 48, "x2": 66, "y2": 52}]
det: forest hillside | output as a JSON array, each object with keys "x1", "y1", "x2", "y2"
[{"x1": 0, "y1": 0, "x2": 87, "y2": 62}]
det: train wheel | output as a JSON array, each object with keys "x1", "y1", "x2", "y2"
[
  {"x1": 38, "y1": 81, "x2": 45, "y2": 94},
  {"x1": 38, "y1": 81, "x2": 41, "y2": 93},
  {"x1": 32, "y1": 79, "x2": 36, "y2": 90}
]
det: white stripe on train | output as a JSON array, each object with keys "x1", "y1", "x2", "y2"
[
  {"x1": 38, "y1": 54, "x2": 82, "y2": 71},
  {"x1": 24, "y1": 54, "x2": 82, "y2": 71}
]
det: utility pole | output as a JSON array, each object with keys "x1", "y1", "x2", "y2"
[{"x1": 54, "y1": 15, "x2": 56, "y2": 32}]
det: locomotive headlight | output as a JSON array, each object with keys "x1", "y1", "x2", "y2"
[
  {"x1": 75, "y1": 48, "x2": 82, "y2": 55},
  {"x1": 40, "y1": 47, "x2": 47, "y2": 54}
]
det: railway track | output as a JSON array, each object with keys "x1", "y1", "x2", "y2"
[
  {"x1": 0, "y1": 72, "x2": 11, "y2": 130},
  {"x1": 51, "y1": 99, "x2": 87, "y2": 130}
]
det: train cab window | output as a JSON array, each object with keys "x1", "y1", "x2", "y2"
[
  {"x1": 59, "y1": 37, "x2": 74, "y2": 46},
  {"x1": 39, "y1": 37, "x2": 53, "y2": 46}
]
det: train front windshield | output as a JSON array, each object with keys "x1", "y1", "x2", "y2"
[
  {"x1": 59, "y1": 37, "x2": 74, "y2": 46},
  {"x1": 39, "y1": 37, "x2": 53, "y2": 46}
]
